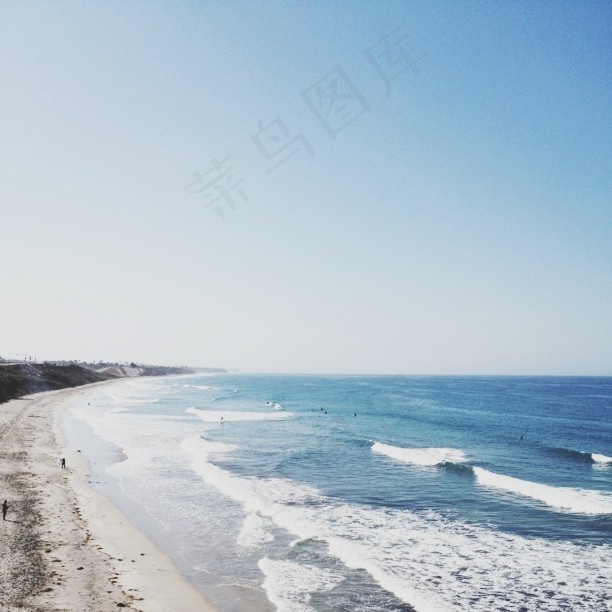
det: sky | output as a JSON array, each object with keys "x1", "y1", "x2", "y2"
[{"x1": 1, "y1": 1, "x2": 610, "y2": 375}]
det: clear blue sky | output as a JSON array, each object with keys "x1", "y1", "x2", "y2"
[{"x1": 1, "y1": 1, "x2": 610, "y2": 374}]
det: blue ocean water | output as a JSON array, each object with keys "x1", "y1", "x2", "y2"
[{"x1": 64, "y1": 375, "x2": 612, "y2": 611}]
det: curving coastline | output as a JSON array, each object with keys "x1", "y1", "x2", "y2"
[
  {"x1": 0, "y1": 381, "x2": 216, "y2": 612},
  {"x1": 0, "y1": 361, "x2": 198, "y2": 405}
]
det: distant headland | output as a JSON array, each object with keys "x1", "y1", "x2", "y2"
[{"x1": 0, "y1": 358, "x2": 227, "y2": 404}]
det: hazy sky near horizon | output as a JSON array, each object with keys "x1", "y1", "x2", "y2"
[{"x1": 1, "y1": 1, "x2": 610, "y2": 375}]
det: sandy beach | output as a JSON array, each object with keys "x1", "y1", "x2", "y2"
[{"x1": 0, "y1": 382, "x2": 216, "y2": 612}]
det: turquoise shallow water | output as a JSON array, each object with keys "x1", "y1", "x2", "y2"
[{"x1": 65, "y1": 375, "x2": 612, "y2": 611}]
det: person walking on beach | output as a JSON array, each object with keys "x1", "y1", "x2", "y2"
[
  {"x1": 60, "y1": 457, "x2": 66, "y2": 469},
  {"x1": 2, "y1": 499, "x2": 8, "y2": 520}
]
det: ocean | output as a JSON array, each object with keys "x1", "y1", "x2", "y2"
[{"x1": 63, "y1": 375, "x2": 612, "y2": 611}]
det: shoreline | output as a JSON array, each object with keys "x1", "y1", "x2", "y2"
[{"x1": 0, "y1": 380, "x2": 216, "y2": 612}]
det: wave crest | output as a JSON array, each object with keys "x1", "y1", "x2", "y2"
[
  {"x1": 550, "y1": 447, "x2": 612, "y2": 465},
  {"x1": 372, "y1": 442, "x2": 468, "y2": 467},
  {"x1": 592, "y1": 453, "x2": 612, "y2": 464},
  {"x1": 187, "y1": 407, "x2": 290, "y2": 422},
  {"x1": 473, "y1": 467, "x2": 612, "y2": 515}
]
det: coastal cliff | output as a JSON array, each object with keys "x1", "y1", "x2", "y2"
[{"x1": 0, "y1": 362, "x2": 196, "y2": 404}]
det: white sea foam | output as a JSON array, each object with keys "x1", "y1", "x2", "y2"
[
  {"x1": 71, "y1": 384, "x2": 612, "y2": 612},
  {"x1": 592, "y1": 453, "x2": 612, "y2": 464},
  {"x1": 180, "y1": 436, "x2": 319, "y2": 514},
  {"x1": 181, "y1": 435, "x2": 612, "y2": 612},
  {"x1": 112, "y1": 397, "x2": 160, "y2": 405},
  {"x1": 237, "y1": 513, "x2": 274, "y2": 548},
  {"x1": 186, "y1": 407, "x2": 290, "y2": 422},
  {"x1": 473, "y1": 467, "x2": 612, "y2": 514},
  {"x1": 325, "y1": 536, "x2": 448, "y2": 612},
  {"x1": 372, "y1": 442, "x2": 468, "y2": 466},
  {"x1": 258, "y1": 558, "x2": 344, "y2": 612},
  {"x1": 322, "y1": 504, "x2": 611, "y2": 612},
  {"x1": 107, "y1": 406, "x2": 129, "y2": 414}
]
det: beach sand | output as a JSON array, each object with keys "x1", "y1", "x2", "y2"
[{"x1": 0, "y1": 382, "x2": 216, "y2": 612}]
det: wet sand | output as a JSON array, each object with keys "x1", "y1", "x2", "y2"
[{"x1": 0, "y1": 382, "x2": 216, "y2": 612}]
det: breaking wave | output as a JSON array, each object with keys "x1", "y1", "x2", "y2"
[
  {"x1": 186, "y1": 407, "x2": 291, "y2": 422},
  {"x1": 372, "y1": 442, "x2": 468, "y2": 467},
  {"x1": 550, "y1": 446, "x2": 612, "y2": 465},
  {"x1": 473, "y1": 467, "x2": 612, "y2": 515}
]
